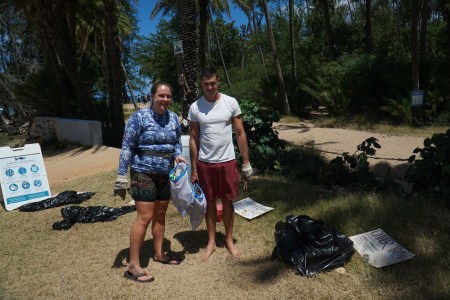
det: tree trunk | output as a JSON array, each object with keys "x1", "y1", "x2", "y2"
[
  {"x1": 446, "y1": 7, "x2": 450, "y2": 56},
  {"x1": 198, "y1": 0, "x2": 208, "y2": 72},
  {"x1": 319, "y1": 0, "x2": 336, "y2": 60},
  {"x1": 121, "y1": 61, "x2": 137, "y2": 108},
  {"x1": 103, "y1": 0, "x2": 125, "y2": 141},
  {"x1": 251, "y1": 4, "x2": 266, "y2": 68},
  {"x1": 419, "y1": 0, "x2": 431, "y2": 90},
  {"x1": 394, "y1": 0, "x2": 404, "y2": 52},
  {"x1": 176, "y1": 0, "x2": 198, "y2": 119},
  {"x1": 261, "y1": 0, "x2": 291, "y2": 115},
  {"x1": 289, "y1": 0, "x2": 297, "y2": 82},
  {"x1": 24, "y1": 4, "x2": 72, "y2": 116},
  {"x1": 411, "y1": 0, "x2": 419, "y2": 90},
  {"x1": 364, "y1": 0, "x2": 373, "y2": 54},
  {"x1": 46, "y1": 1, "x2": 93, "y2": 117}
]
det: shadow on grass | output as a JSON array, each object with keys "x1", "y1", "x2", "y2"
[
  {"x1": 173, "y1": 230, "x2": 227, "y2": 254},
  {"x1": 112, "y1": 238, "x2": 185, "y2": 269}
]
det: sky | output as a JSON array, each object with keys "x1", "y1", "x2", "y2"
[{"x1": 135, "y1": 1, "x2": 248, "y2": 37}]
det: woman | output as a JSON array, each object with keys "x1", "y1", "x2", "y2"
[{"x1": 114, "y1": 82, "x2": 187, "y2": 283}]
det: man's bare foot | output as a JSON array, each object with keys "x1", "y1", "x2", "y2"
[
  {"x1": 226, "y1": 241, "x2": 241, "y2": 259},
  {"x1": 201, "y1": 242, "x2": 216, "y2": 261}
]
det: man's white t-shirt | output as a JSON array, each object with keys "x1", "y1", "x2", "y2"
[{"x1": 188, "y1": 94, "x2": 241, "y2": 163}]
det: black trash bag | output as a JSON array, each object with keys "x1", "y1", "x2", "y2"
[
  {"x1": 272, "y1": 215, "x2": 354, "y2": 277},
  {"x1": 52, "y1": 205, "x2": 136, "y2": 230},
  {"x1": 19, "y1": 191, "x2": 94, "y2": 212}
]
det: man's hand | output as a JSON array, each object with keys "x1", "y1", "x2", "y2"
[
  {"x1": 241, "y1": 163, "x2": 253, "y2": 191},
  {"x1": 114, "y1": 175, "x2": 129, "y2": 200},
  {"x1": 241, "y1": 162, "x2": 253, "y2": 180}
]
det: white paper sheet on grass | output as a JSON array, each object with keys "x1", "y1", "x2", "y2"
[
  {"x1": 233, "y1": 197, "x2": 273, "y2": 220},
  {"x1": 349, "y1": 228, "x2": 415, "y2": 268}
]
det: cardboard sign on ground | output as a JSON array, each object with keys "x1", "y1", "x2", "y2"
[
  {"x1": 233, "y1": 197, "x2": 273, "y2": 220},
  {"x1": 349, "y1": 228, "x2": 415, "y2": 268},
  {"x1": 0, "y1": 144, "x2": 51, "y2": 211}
]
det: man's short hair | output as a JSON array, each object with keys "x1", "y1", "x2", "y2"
[{"x1": 201, "y1": 66, "x2": 220, "y2": 80}]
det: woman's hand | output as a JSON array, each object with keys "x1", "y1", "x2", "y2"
[{"x1": 175, "y1": 156, "x2": 188, "y2": 164}]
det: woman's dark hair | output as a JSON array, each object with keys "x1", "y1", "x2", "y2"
[{"x1": 151, "y1": 81, "x2": 173, "y2": 95}]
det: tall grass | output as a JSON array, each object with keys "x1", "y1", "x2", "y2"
[{"x1": 0, "y1": 170, "x2": 448, "y2": 299}]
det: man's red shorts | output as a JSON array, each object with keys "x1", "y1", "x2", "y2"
[{"x1": 197, "y1": 160, "x2": 239, "y2": 202}]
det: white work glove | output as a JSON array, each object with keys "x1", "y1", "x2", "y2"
[
  {"x1": 114, "y1": 175, "x2": 129, "y2": 200},
  {"x1": 241, "y1": 163, "x2": 253, "y2": 180},
  {"x1": 241, "y1": 163, "x2": 253, "y2": 191}
]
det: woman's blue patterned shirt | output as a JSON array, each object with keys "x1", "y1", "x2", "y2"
[{"x1": 118, "y1": 108, "x2": 183, "y2": 175}]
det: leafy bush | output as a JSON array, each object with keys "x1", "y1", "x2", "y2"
[
  {"x1": 380, "y1": 98, "x2": 416, "y2": 125},
  {"x1": 320, "y1": 137, "x2": 390, "y2": 191},
  {"x1": 406, "y1": 129, "x2": 450, "y2": 199},
  {"x1": 235, "y1": 99, "x2": 284, "y2": 172}
]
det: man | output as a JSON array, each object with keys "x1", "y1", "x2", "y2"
[{"x1": 188, "y1": 67, "x2": 253, "y2": 261}]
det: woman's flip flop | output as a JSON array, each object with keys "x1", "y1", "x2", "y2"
[{"x1": 124, "y1": 270, "x2": 154, "y2": 283}]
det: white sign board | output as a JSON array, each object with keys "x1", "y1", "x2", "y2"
[
  {"x1": 233, "y1": 197, "x2": 273, "y2": 220},
  {"x1": 411, "y1": 90, "x2": 424, "y2": 107},
  {"x1": 0, "y1": 144, "x2": 51, "y2": 211},
  {"x1": 349, "y1": 228, "x2": 415, "y2": 268}
]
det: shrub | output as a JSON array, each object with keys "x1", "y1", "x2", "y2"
[
  {"x1": 406, "y1": 129, "x2": 450, "y2": 199},
  {"x1": 235, "y1": 99, "x2": 284, "y2": 172},
  {"x1": 321, "y1": 137, "x2": 380, "y2": 188}
]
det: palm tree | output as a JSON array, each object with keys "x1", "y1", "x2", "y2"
[
  {"x1": 288, "y1": 0, "x2": 297, "y2": 82},
  {"x1": 175, "y1": 0, "x2": 198, "y2": 118},
  {"x1": 260, "y1": 0, "x2": 291, "y2": 115},
  {"x1": 103, "y1": 0, "x2": 125, "y2": 141},
  {"x1": 317, "y1": 0, "x2": 336, "y2": 60},
  {"x1": 411, "y1": 0, "x2": 419, "y2": 90},
  {"x1": 419, "y1": 0, "x2": 431, "y2": 90},
  {"x1": 234, "y1": 0, "x2": 266, "y2": 68},
  {"x1": 26, "y1": 1, "x2": 95, "y2": 116},
  {"x1": 364, "y1": 0, "x2": 373, "y2": 54}
]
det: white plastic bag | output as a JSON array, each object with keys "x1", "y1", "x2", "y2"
[
  {"x1": 169, "y1": 163, "x2": 206, "y2": 230},
  {"x1": 187, "y1": 183, "x2": 206, "y2": 230},
  {"x1": 169, "y1": 162, "x2": 191, "y2": 217}
]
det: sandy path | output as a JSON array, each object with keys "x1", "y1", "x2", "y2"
[
  {"x1": 41, "y1": 122, "x2": 427, "y2": 185},
  {"x1": 43, "y1": 145, "x2": 120, "y2": 185},
  {"x1": 274, "y1": 122, "x2": 425, "y2": 179}
]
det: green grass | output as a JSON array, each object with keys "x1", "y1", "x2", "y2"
[{"x1": 0, "y1": 170, "x2": 448, "y2": 299}]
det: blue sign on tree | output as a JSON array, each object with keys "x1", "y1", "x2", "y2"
[{"x1": 411, "y1": 90, "x2": 425, "y2": 107}]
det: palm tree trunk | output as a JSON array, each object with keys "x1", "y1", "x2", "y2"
[
  {"x1": 103, "y1": 0, "x2": 125, "y2": 141},
  {"x1": 411, "y1": 0, "x2": 419, "y2": 90},
  {"x1": 319, "y1": 0, "x2": 336, "y2": 60},
  {"x1": 289, "y1": 0, "x2": 297, "y2": 82},
  {"x1": 24, "y1": 4, "x2": 72, "y2": 116},
  {"x1": 364, "y1": 0, "x2": 373, "y2": 54},
  {"x1": 261, "y1": 0, "x2": 291, "y2": 115},
  {"x1": 419, "y1": 0, "x2": 431, "y2": 90},
  {"x1": 121, "y1": 61, "x2": 137, "y2": 109},
  {"x1": 176, "y1": 0, "x2": 198, "y2": 119},
  {"x1": 198, "y1": 0, "x2": 208, "y2": 72}
]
